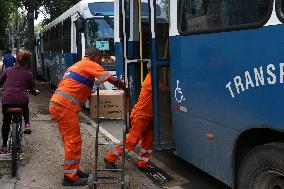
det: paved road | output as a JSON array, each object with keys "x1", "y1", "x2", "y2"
[{"x1": 0, "y1": 81, "x2": 230, "y2": 189}]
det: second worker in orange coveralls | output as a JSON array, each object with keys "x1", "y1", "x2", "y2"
[
  {"x1": 105, "y1": 62, "x2": 154, "y2": 171},
  {"x1": 49, "y1": 48, "x2": 126, "y2": 186}
]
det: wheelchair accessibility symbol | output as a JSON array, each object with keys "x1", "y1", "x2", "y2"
[{"x1": 175, "y1": 80, "x2": 186, "y2": 103}]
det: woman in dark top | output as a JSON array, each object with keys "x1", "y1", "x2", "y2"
[{"x1": 0, "y1": 50, "x2": 39, "y2": 154}]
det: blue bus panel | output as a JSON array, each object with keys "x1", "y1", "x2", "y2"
[
  {"x1": 170, "y1": 25, "x2": 284, "y2": 186},
  {"x1": 42, "y1": 53, "x2": 78, "y2": 86}
]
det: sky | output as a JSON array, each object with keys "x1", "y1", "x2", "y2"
[{"x1": 34, "y1": 6, "x2": 49, "y2": 25}]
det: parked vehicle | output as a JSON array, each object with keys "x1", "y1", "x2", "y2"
[
  {"x1": 115, "y1": 0, "x2": 284, "y2": 188},
  {"x1": 37, "y1": 0, "x2": 115, "y2": 89}
]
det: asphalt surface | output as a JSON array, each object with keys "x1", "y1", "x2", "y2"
[{"x1": 0, "y1": 81, "x2": 231, "y2": 189}]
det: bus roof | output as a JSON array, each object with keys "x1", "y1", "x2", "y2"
[{"x1": 42, "y1": 0, "x2": 114, "y2": 32}]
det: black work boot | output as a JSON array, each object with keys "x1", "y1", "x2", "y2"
[
  {"x1": 62, "y1": 176, "x2": 88, "y2": 186},
  {"x1": 77, "y1": 170, "x2": 90, "y2": 178},
  {"x1": 104, "y1": 158, "x2": 117, "y2": 169}
]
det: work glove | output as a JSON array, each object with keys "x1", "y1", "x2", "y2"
[{"x1": 115, "y1": 79, "x2": 127, "y2": 91}]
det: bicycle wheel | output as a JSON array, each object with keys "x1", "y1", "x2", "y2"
[{"x1": 11, "y1": 123, "x2": 18, "y2": 176}]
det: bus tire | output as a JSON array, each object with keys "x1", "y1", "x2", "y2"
[{"x1": 237, "y1": 142, "x2": 284, "y2": 189}]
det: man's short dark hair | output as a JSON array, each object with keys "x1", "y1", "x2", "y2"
[
  {"x1": 6, "y1": 49, "x2": 11, "y2": 54},
  {"x1": 85, "y1": 47, "x2": 102, "y2": 58}
]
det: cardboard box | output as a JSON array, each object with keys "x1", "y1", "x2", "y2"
[{"x1": 90, "y1": 90, "x2": 124, "y2": 119}]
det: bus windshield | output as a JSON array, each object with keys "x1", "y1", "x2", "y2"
[
  {"x1": 85, "y1": 18, "x2": 115, "y2": 70},
  {"x1": 85, "y1": 18, "x2": 114, "y2": 56},
  {"x1": 88, "y1": 2, "x2": 114, "y2": 16}
]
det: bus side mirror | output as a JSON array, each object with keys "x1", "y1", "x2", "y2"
[{"x1": 76, "y1": 17, "x2": 85, "y2": 33}]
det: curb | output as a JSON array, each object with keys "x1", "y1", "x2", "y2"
[
  {"x1": 79, "y1": 112, "x2": 139, "y2": 160},
  {"x1": 0, "y1": 175, "x2": 16, "y2": 189}
]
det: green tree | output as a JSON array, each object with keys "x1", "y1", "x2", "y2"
[
  {"x1": 0, "y1": 0, "x2": 16, "y2": 51},
  {"x1": 0, "y1": 0, "x2": 82, "y2": 52},
  {"x1": 41, "y1": 0, "x2": 80, "y2": 25}
]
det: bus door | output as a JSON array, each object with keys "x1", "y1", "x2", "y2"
[
  {"x1": 149, "y1": 0, "x2": 174, "y2": 150},
  {"x1": 122, "y1": 0, "x2": 152, "y2": 110}
]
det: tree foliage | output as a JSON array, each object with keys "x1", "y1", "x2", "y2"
[
  {"x1": 0, "y1": 0, "x2": 81, "y2": 51},
  {"x1": 0, "y1": 0, "x2": 16, "y2": 50},
  {"x1": 41, "y1": 0, "x2": 81, "y2": 25}
]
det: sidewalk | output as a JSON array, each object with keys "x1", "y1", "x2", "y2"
[{"x1": 0, "y1": 82, "x2": 159, "y2": 189}]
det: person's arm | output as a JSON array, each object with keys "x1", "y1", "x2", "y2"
[
  {"x1": 0, "y1": 70, "x2": 7, "y2": 87},
  {"x1": 107, "y1": 76, "x2": 127, "y2": 91},
  {"x1": 87, "y1": 61, "x2": 127, "y2": 90}
]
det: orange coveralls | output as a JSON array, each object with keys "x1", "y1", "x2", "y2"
[
  {"x1": 106, "y1": 73, "x2": 153, "y2": 168},
  {"x1": 49, "y1": 57, "x2": 111, "y2": 181}
]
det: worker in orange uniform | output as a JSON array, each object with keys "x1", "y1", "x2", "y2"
[
  {"x1": 49, "y1": 48, "x2": 126, "y2": 186},
  {"x1": 105, "y1": 62, "x2": 153, "y2": 170}
]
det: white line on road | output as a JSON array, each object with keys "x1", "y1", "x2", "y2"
[
  {"x1": 79, "y1": 112, "x2": 184, "y2": 189},
  {"x1": 79, "y1": 112, "x2": 120, "y2": 144}
]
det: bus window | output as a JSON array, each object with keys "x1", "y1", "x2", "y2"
[
  {"x1": 124, "y1": 0, "x2": 131, "y2": 58},
  {"x1": 63, "y1": 17, "x2": 71, "y2": 53},
  {"x1": 88, "y1": 2, "x2": 114, "y2": 16},
  {"x1": 156, "y1": 0, "x2": 169, "y2": 59},
  {"x1": 124, "y1": 0, "x2": 152, "y2": 59},
  {"x1": 47, "y1": 30, "x2": 52, "y2": 52},
  {"x1": 276, "y1": 0, "x2": 284, "y2": 22},
  {"x1": 57, "y1": 24, "x2": 63, "y2": 53},
  {"x1": 50, "y1": 27, "x2": 56, "y2": 53},
  {"x1": 178, "y1": 0, "x2": 271, "y2": 34}
]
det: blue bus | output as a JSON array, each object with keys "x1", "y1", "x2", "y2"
[
  {"x1": 38, "y1": 0, "x2": 115, "y2": 89},
  {"x1": 115, "y1": 0, "x2": 284, "y2": 188}
]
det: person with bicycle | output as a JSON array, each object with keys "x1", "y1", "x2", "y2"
[
  {"x1": 49, "y1": 47, "x2": 127, "y2": 186},
  {"x1": 0, "y1": 50, "x2": 39, "y2": 154}
]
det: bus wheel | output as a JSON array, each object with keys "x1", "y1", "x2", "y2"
[{"x1": 237, "y1": 142, "x2": 284, "y2": 189}]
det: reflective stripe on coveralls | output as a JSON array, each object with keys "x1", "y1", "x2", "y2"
[
  {"x1": 98, "y1": 71, "x2": 111, "y2": 82},
  {"x1": 113, "y1": 147, "x2": 128, "y2": 157},
  {"x1": 64, "y1": 159, "x2": 80, "y2": 175},
  {"x1": 54, "y1": 91, "x2": 83, "y2": 106},
  {"x1": 64, "y1": 159, "x2": 80, "y2": 164},
  {"x1": 138, "y1": 156, "x2": 149, "y2": 162},
  {"x1": 64, "y1": 169, "x2": 77, "y2": 174},
  {"x1": 140, "y1": 148, "x2": 152, "y2": 154}
]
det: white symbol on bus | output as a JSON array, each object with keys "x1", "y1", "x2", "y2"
[
  {"x1": 129, "y1": 76, "x2": 134, "y2": 95},
  {"x1": 175, "y1": 80, "x2": 185, "y2": 103},
  {"x1": 55, "y1": 55, "x2": 60, "y2": 64}
]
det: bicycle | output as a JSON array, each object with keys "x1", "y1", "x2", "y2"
[{"x1": 7, "y1": 107, "x2": 23, "y2": 177}]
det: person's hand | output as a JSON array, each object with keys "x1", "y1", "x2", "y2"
[
  {"x1": 124, "y1": 87, "x2": 129, "y2": 97},
  {"x1": 115, "y1": 79, "x2": 127, "y2": 91}
]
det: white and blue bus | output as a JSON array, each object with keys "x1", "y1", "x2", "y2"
[
  {"x1": 115, "y1": 0, "x2": 284, "y2": 188},
  {"x1": 38, "y1": 0, "x2": 115, "y2": 89}
]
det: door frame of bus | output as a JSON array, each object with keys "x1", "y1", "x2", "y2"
[
  {"x1": 150, "y1": 0, "x2": 175, "y2": 150},
  {"x1": 119, "y1": 0, "x2": 174, "y2": 149},
  {"x1": 121, "y1": 0, "x2": 151, "y2": 109}
]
